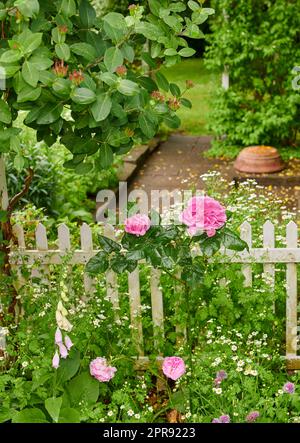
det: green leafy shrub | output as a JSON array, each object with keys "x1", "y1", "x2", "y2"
[{"x1": 205, "y1": 0, "x2": 300, "y2": 158}]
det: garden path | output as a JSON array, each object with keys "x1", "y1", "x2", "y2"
[{"x1": 128, "y1": 134, "x2": 300, "y2": 213}]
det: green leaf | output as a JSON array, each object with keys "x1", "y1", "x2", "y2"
[
  {"x1": 17, "y1": 85, "x2": 42, "y2": 103},
  {"x1": 0, "y1": 64, "x2": 20, "y2": 78},
  {"x1": 71, "y1": 87, "x2": 96, "y2": 104},
  {"x1": 60, "y1": 0, "x2": 76, "y2": 17},
  {"x1": 178, "y1": 47, "x2": 196, "y2": 57},
  {"x1": 13, "y1": 155, "x2": 25, "y2": 172},
  {"x1": 164, "y1": 48, "x2": 177, "y2": 56},
  {"x1": 22, "y1": 61, "x2": 39, "y2": 87},
  {"x1": 70, "y1": 43, "x2": 97, "y2": 61},
  {"x1": 170, "y1": 83, "x2": 181, "y2": 97},
  {"x1": 104, "y1": 47, "x2": 123, "y2": 73},
  {"x1": 148, "y1": 0, "x2": 161, "y2": 16},
  {"x1": 139, "y1": 112, "x2": 157, "y2": 138},
  {"x1": 117, "y1": 79, "x2": 139, "y2": 96},
  {"x1": 12, "y1": 408, "x2": 48, "y2": 423},
  {"x1": 122, "y1": 44, "x2": 135, "y2": 63},
  {"x1": 29, "y1": 54, "x2": 53, "y2": 70},
  {"x1": 36, "y1": 103, "x2": 63, "y2": 124},
  {"x1": 188, "y1": 0, "x2": 200, "y2": 11},
  {"x1": 135, "y1": 22, "x2": 161, "y2": 40},
  {"x1": 100, "y1": 72, "x2": 117, "y2": 86},
  {"x1": 14, "y1": 0, "x2": 39, "y2": 17},
  {"x1": 90, "y1": 94, "x2": 112, "y2": 122},
  {"x1": 67, "y1": 372, "x2": 100, "y2": 406},
  {"x1": 19, "y1": 31, "x2": 43, "y2": 55},
  {"x1": 55, "y1": 43, "x2": 70, "y2": 61},
  {"x1": 141, "y1": 52, "x2": 156, "y2": 68},
  {"x1": 0, "y1": 99, "x2": 11, "y2": 124},
  {"x1": 163, "y1": 113, "x2": 181, "y2": 129},
  {"x1": 99, "y1": 144, "x2": 114, "y2": 168},
  {"x1": 45, "y1": 397, "x2": 62, "y2": 423},
  {"x1": 155, "y1": 71, "x2": 169, "y2": 91},
  {"x1": 86, "y1": 251, "x2": 109, "y2": 275},
  {"x1": 103, "y1": 12, "x2": 126, "y2": 30},
  {"x1": 98, "y1": 234, "x2": 121, "y2": 253},
  {"x1": 0, "y1": 50, "x2": 22, "y2": 63},
  {"x1": 58, "y1": 408, "x2": 80, "y2": 423},
  {"x1": 57, "y1": 351, "x2": 81, "y2": 384},
  {"x1": 220, "y1": 228, "x2": 249, "y2": 251},
  {"x1": 79, "y1": 0, "x2": 96, "y2": 28},
  {"x1": 52, "y1": 78, "x2": 71, "y2": 97},
  {"x1": 200, "y1": 235, "x2": 221, "y2": 256},
  {"x1": 180, "y1": 98, "x2": 192, "y2": 108}
]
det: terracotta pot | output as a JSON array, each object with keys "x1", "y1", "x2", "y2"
[{"x1": 234, "y1": 145, "x2": 285, "y2": 173}]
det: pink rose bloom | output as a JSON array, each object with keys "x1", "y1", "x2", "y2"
[
  {"x1": 124, "y1": 214, "x2": 151, "y2": 237},
  {"x1": 52, "y1": 351, "x2": 60, "y2": 369},
  {"x1": 90, "y1": 357, "x2": 117, "y2": 382},
  {"x1": 162, "y1": 356, "x2": 186, "y2": 381},
  {"x1": 179, "y1": 196, "x2": 226, "y2": 237}
]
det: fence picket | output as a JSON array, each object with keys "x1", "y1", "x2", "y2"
[
  {"x1": 104, "y1": 224, "x2": 119, "y2": 314},
  {"x1": 80, "y1": 223, "x2": 95, "y2": 297},
  {"x1": 33, "y1": 223, "x2": 49, "y2": 283},
  {"x1": 150, "y1": 268, "x2": 164, "y2": 353},
  {"x1": 128, "y1": 268, "x2": 144, "y2": 356},
  {"x1": 263, "y1": 221, "x2": 275, "y2": 287},
  {"x1": 240, "y1": 221, "x2": 252, "y2": 287},
  {"x1": 286, "y1": 221, "x2": 298, "y2": 358}
]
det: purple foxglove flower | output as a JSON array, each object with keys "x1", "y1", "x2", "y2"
[
  {"x1": 58, "y1": 342, "x2": 68, "y2": 359},
  {"x1": 52, "y1": 351, "x2": 60, "y2": 369},
  {"x1": 55, "y1": 327, "x2": 63, "y2": 345},
  {"x1": 64, "y1": 335, "x2": 73, "y2": 351}
]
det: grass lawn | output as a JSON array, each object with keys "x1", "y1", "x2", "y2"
[{"x1": 161, "y1": 58, "x2": 219, "y2": 135}]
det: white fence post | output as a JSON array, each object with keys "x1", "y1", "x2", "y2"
[{"x1": 286, "y1": 221, "x2": 298, "y2": 361}]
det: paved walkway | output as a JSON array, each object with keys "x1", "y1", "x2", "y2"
[{"x1": 128, "y1": 134, "x2": 300, "y2": 212}]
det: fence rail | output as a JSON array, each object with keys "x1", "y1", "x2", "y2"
[{"x1": 6, "y1": 220, "x2": 300, "y2": 369}]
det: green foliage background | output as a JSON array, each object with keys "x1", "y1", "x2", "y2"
[{"x1": 205, "y1": 0, "x2": 300, "y2": 158}]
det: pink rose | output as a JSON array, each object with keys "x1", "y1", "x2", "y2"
[
  {"x1": 162, "y1": 356, "x2": 186, "y2": 381},
  {"x1": 179, "y1": 196, "x2": 226, "y2": 237},
  {"x1": 124, "y1": 214, "x2": 151, "y2": 237},
  {"x1": 90, "y1": 357, "x2": 117, "y2": 382}
]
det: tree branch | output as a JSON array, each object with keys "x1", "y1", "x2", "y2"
[{"x1": 7, "y1": 168, "x2": 34, "y2": 216}]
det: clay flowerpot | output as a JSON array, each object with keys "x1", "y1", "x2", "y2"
[{"x1": 234, "y1": 145, "x2": 285, "y2": 173}]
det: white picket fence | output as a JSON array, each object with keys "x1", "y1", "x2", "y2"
[{"x1": 7, "y1": 220, "x2": 300, "y2": 369}]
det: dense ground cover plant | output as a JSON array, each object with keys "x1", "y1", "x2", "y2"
[
  {"x1": 205, "y1": 0, "x2": 300, "y2": 158},
  {"x1": 1, "y1": 177, "x2": 298, "y2": 423}
]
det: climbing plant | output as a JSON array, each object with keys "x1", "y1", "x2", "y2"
[
  {"x1": 205, "y1": 0, "x2": 300, "y2": 157},
  {"x1": 0, "y1": 0, "x2": 213, "y2": 174}
]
